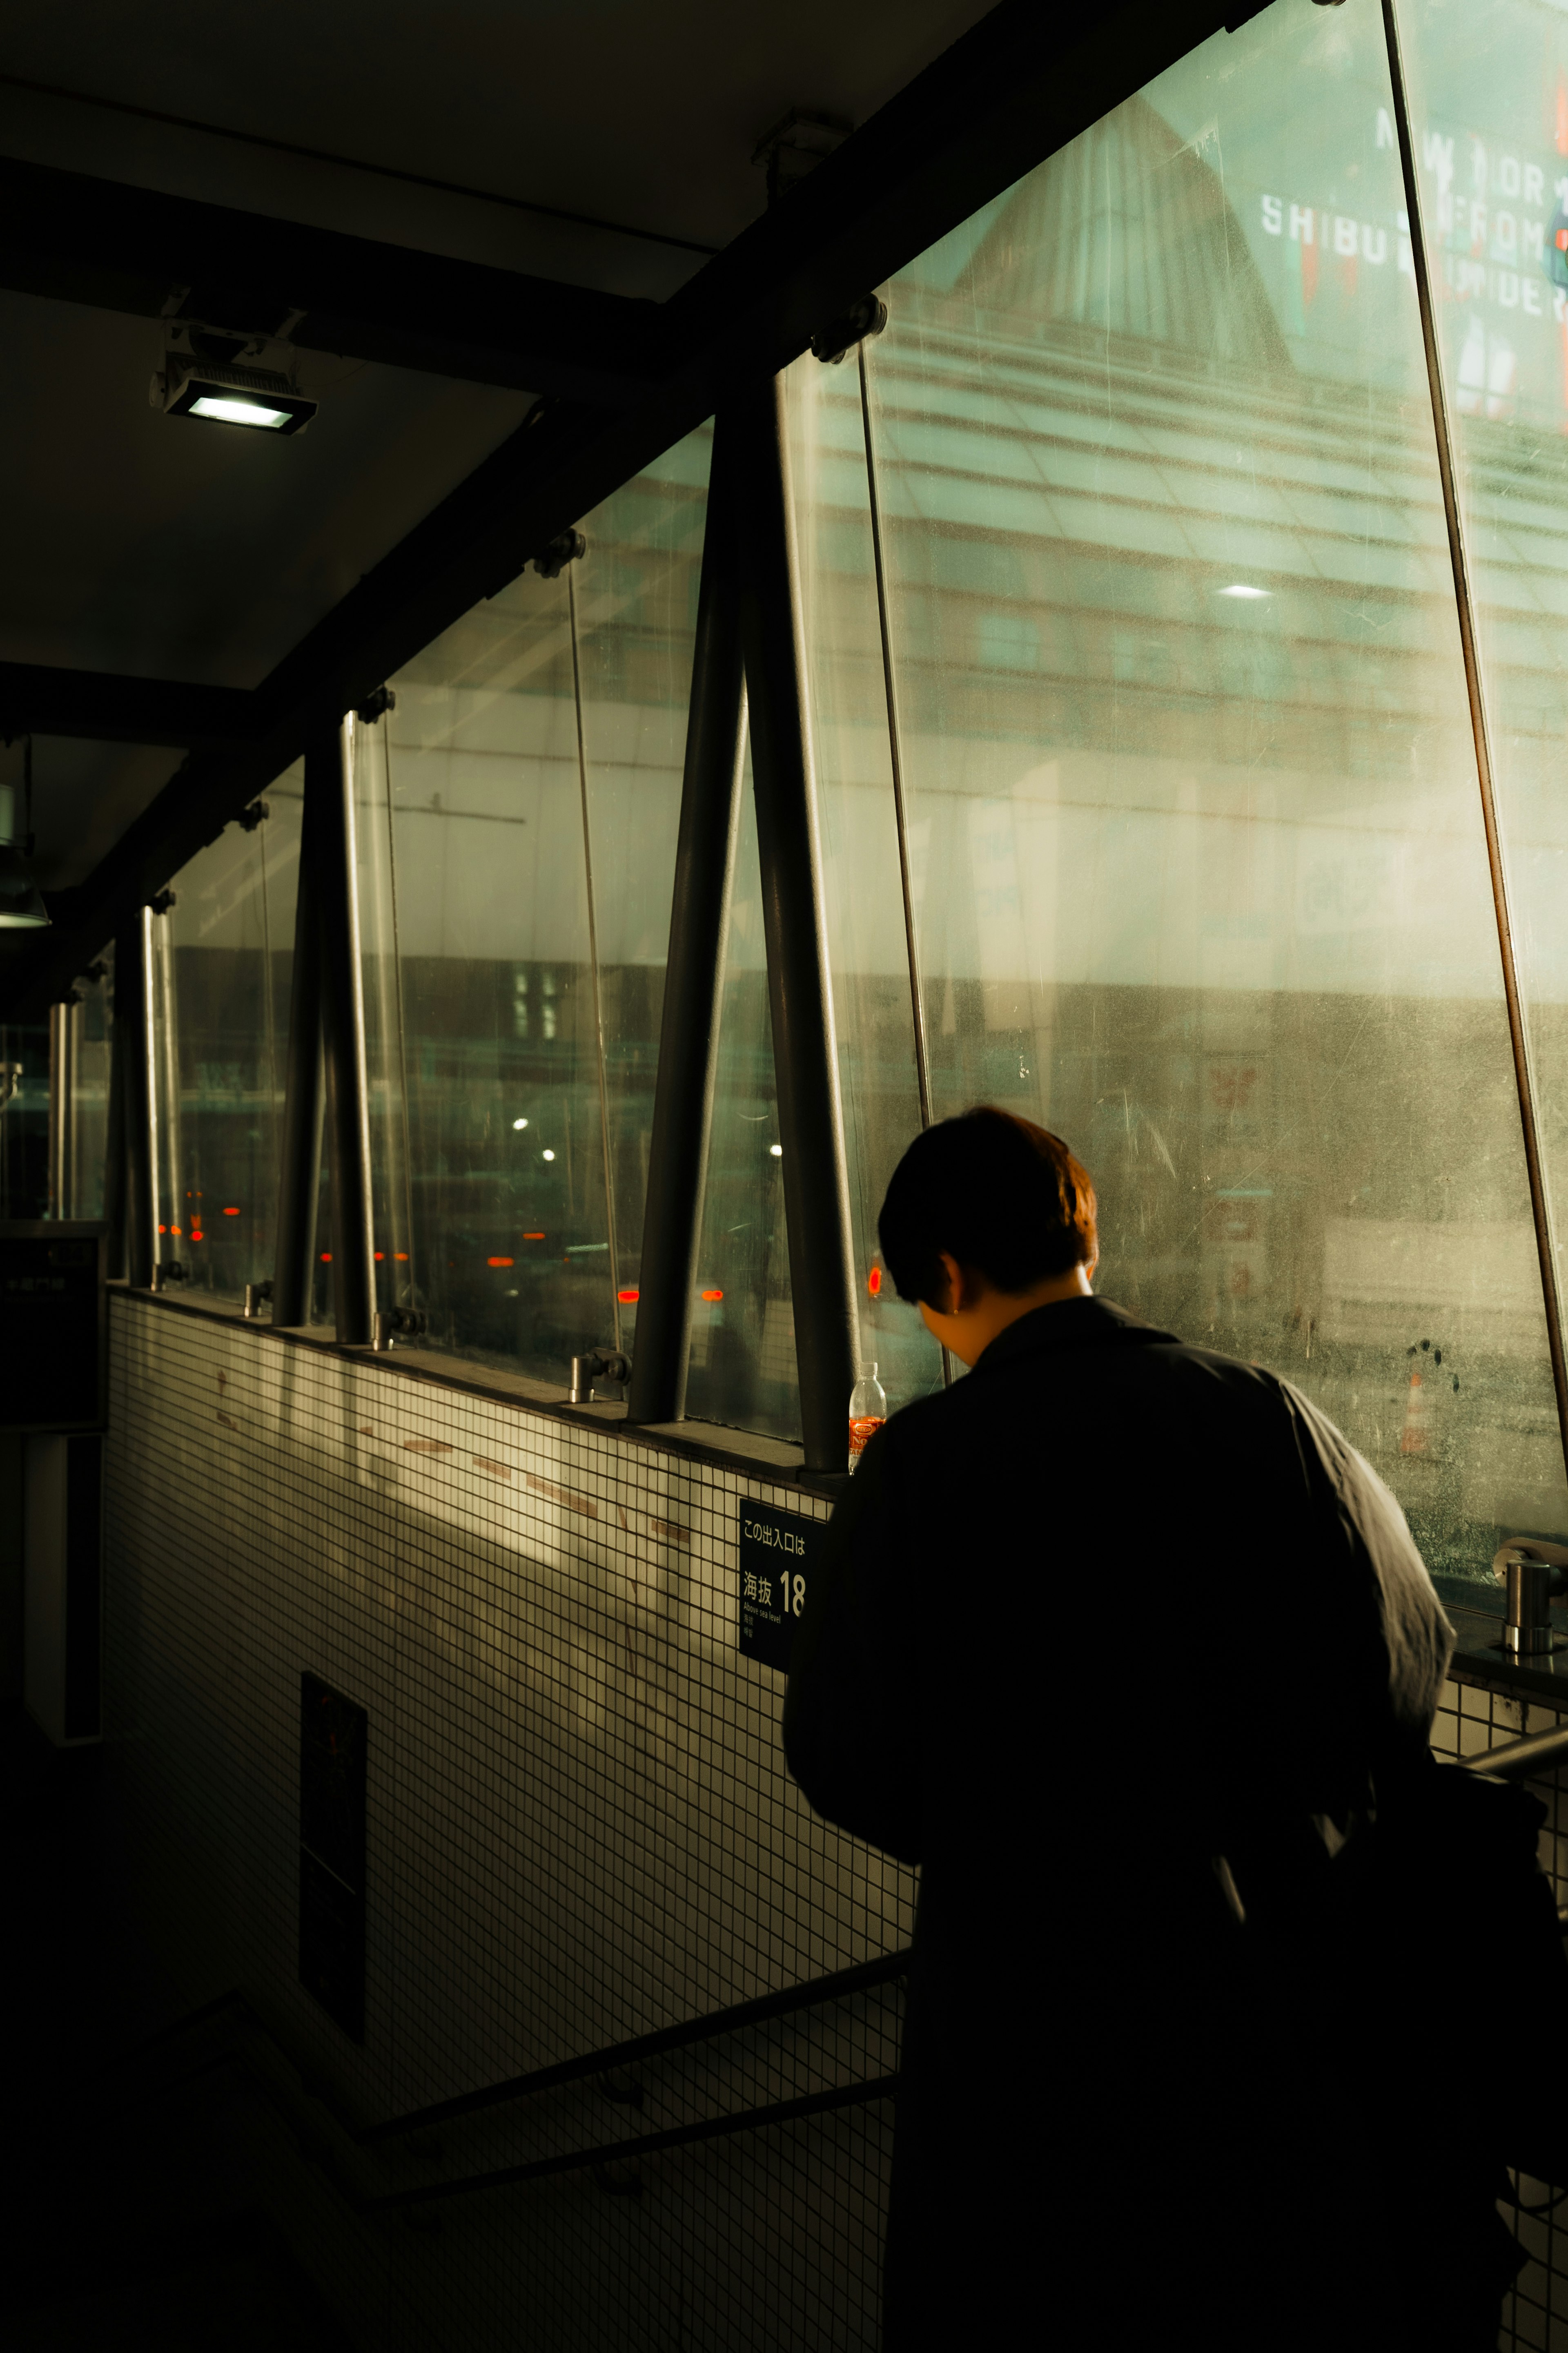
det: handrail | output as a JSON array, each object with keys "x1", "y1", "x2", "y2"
[
  {"x1": 361, "y1": 1946, "x2": 911, "y2": 2144},
  {"x1": 362, "y1": 2073, "x2": 902, "y2": 2213},
  {"x1": 1457, "y1": 1724, "x2": 1568, "y2": 1782},
  {"x1": 83, "y1": 1948, "x2": 912, "y2": 2150}
]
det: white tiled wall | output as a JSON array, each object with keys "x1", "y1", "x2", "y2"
[
  {"x1": 102, "y1": 1293, "x2": 911, "y2": 2351},
  {"x1": 102, "y1": 1293, "x2": 1568, "y2": 2351}
]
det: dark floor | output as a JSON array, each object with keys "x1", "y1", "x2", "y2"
[{"x1": 1, "y1": 1705, "x2": 341, "y2": 2349}]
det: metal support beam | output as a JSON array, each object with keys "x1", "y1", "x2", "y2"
[
  {"x1": 0, "y1": 156, "x2": 660, "y2": 404},
  {"x1": 116, "y1": 915, "x2": 155, "y2": 1288},
  {"x1": 626, "y1": 418, "x2": 747, "y2": 1426},
  {"x1": 732, "y1": 373, "x2": 859, "y2": 1472},
  {"x1": 271, "y1": 781, "x2": 326, "y2": 1328},
  {"x1": 315, "y1": 720, "x2": 375, "y2": 1345},
  {"x1": 0, "y1": 662, "x2": 258, "y2": 750}
]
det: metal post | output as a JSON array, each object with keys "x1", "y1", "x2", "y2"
[
  {"x1": 627, "y1": 416, "x2": 748, "y2": 1427},
  {"x1": 1380, "y1": 0, "x2": 1568, "y2": 1483},
  {"x1": 316, "y1": 717, "x2": 376, "y2": 1345},
  {"x1": 47, "y1": 998, "x2": 77, "y2": 1220},
  {"x1": 731, "y1": 372, "x2": 860, "y2": 1471},
  {"x1": 117, "y1": 915, "x2": 155, "y2": 1288},
  {"x1": 272, "y1": 777, "x2": 326, "y2": 1327}
]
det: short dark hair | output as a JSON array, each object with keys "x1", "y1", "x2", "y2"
[{"x1": 878, "y1": 1108, "x2": 1097, "y2": 1307}]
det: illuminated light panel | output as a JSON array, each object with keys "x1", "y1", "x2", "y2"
[
  {"x1": 617, "y1": 1288, "x2": 639, "y2": 1303},
  {"x1": 1215, "y1": 583, "x2": 1271, "y2": 599},
  {"x1": 523, "y1": 1232, "x2": 545, "y2": 1240},
  {"x1": 700, "y1": 1287, "x2": 724, "y2": 1302},
  {"x1": 867, "y1": 1266, "x2": 882, "y2": 1296},
  {"x1": 488, "y1": 1256, "x2": 514, "y2": 1268},
  {"x1": 222, "y1": 1206, "x2": 239, "y2": 1216},
  {"x1": 188, "y1": 394, "x2": 292, "y2": 430}
]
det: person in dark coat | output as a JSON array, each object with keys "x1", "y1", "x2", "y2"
[{"x1": 782, "y1": 1108, "x2": 1472, "y2": 2352}]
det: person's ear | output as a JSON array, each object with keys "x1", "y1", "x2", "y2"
[{"x1": 934, "y1": 1249, "x2": 964, "y2": 1316}]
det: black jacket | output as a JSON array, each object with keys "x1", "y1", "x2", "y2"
[{"x1": 783, "y1": 1296, "x2": 1456, "y2": 2351}]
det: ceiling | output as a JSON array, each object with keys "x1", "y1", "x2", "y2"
[{"x1": 0, "y1": 0, "x2": 991, "y2": 893}]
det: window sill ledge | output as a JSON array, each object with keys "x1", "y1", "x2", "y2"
[{"x1": 111, "y1": 1282, "x2": 852, "y2": 1499}]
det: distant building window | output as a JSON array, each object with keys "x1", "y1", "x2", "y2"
[{"x1": 976, "y1": 612, "x2": 1040, "y2": 670}]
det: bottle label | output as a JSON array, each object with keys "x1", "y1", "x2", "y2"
[{"x1": 848, "y1": 1415, "x2": 886, "y2": 1468}]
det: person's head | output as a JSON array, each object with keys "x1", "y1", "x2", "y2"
[{"x1": 878, "y1": 1109, "x2": 1098, "y2": 1361}]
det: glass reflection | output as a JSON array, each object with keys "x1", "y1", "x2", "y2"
[
  {"x1": 149, "y1": 778, "x2": 300, "y2": 1300},
  {"x1": 858, "y1": 0, "x2": 1568, "y2": 1600}
]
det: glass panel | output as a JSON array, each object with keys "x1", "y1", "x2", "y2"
[
  {"x1": 151, "y1": 778, "x2": 301, "y2": 1300},
  {"x1": 380, "y1": 434, "x2": 711, "y2": 1384},
  {"x1": 573, "y1": 432, "x2": 710, "y2": 1356},
  {"x1": 1392, "y1": 0, "x2": 1568, "y2": 1569},
  {"x1": 384, "y1": 560, "x2": 612, "y2": 1374},
  {"x1": 684, "y1": 749, "x2": 799, "y2": 1442},
  {"x1": 860, "y1": 0, "x2": 1568, "y2": 1605},
  {"x1": 785, "y1": 354, "x2": 942, "y2": 1418},
  {"x1": 71, "y1": 953, "x2": 113, "y2": 1222},
  {"x1": 352, "y1": 711, "x2": 416, "y2": 1315}
]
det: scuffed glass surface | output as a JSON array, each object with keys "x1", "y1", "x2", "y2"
[
  {"x1": 685, "y1": 749, "x2": 799, "y2": 1442},
  {"x1": 1392, "y1": 0, "x2": 1568, "y2": 1558},
  {"x1": 151, "y1": 775, "x2": 300, "y2": 1299},
  {"x1": 858, "y1": 0, "x2": 1568, "y2": 1603},
  {"x1": 785, "y1": 355, "x2": 942, "y2": 1416},
  {"x1": 380, "y1": 434, "x2": 706, "y2": 1382}
]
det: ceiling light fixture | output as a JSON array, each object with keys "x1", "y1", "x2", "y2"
[
  {"x1": 151, "y1": 350, "x2": 316, "y2": 435},
  {"x1": 0, "y1": 737, "x2": 49, "y2": 929}
]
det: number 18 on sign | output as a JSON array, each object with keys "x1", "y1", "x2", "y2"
[{"x1": 737, "y1": 1500, "x2": 815, "y2": 1673}]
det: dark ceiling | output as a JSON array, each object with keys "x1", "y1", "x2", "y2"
[
  {"x1": 0, "y1": 0, "x2": 991, "y2": 894},
  {"x1": 0, "y1": 0, "x2": 1249, "y2": 1010}
]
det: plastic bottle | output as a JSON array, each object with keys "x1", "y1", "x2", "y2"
[{"x1": 848, "y1": 1361, "x2": 887, "y2": 1472}]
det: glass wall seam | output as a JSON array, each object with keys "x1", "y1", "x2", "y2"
[
  {"x1": 567, "y1": 560, "x2": 624, "y2": 1354},
  {"x1": 1382, "y1": 0, "x2": 1568, "y2": 1484}
]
